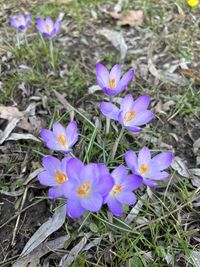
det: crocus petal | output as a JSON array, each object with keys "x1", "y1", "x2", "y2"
[
  {"x1": 147, "y1": 171, "x2": 169, "y2": 180},
  {"x1": 116, "y1": 191, "x2": 136, "y2": 205},
  {"x1": 36, "y1": 17, "x2": 46, "y2": 32},
  {"x1": 111, "y1": 165, "x2": 127, "y2": 184},
  {"x1": 38, "y1": 171, "x2": 57, "y2": 186},
  {"x1": 48, "y1": 186, "x2": 63, "y2": 199},
  {"x1": 138, "y1": 147, "x2": 151, "y2": 166},
  {"x1": 40, "y1": 129, "x2": 54, "y2": 142},
  {"x1": 109, "y1": 64, "x2": 121, "y2": 87},
  {"x1": 42, "y1": 155, "x2": 61, "y2": 174},
  {"x1": 102, "y1": 87, "x2": 122, "y2": 96},
  {"x1": 49, "y1": 28, "x2": 57, "y2": 38},
  {"x1": 117, "y1": 69, "x2": 134, "y2": 92},
  {"x1": 18, "y1": 12, "x2": 25, "y2": 25},
  {"x1": 95, "y1": 174, "x2": 114, "y2": 196},
  {"x1": 150, "y1": 152, "x2": 174, "y2": 171},
  {"x1": 55, "y1": 19, "x2": 61, "y2": 33},
  {"x1": 125, "y1": 125, "x2": 141, "y2": 132},
  {"x1": 118, "y1": 112, "x2": 141, "y2": 132},
  {"x1": 125, "y1": 150, "x2": 138, "y2": 173},
  {"x1": 61, "y1": 157, "x2": 71, "y2": 174},
  {"x1": 99, "y1": 102, "x2": 120, "y2": 120},
  {"x1": 129, "y1": 110, "x2": 154, "y2": 126},
  {"x1": 45, "y1": 16, "x2": 54, "y2": 30},
  {"x1": 80, "y1": 193, "x2": 103, "y2": 212},
  {"x1": 121, "y1": 174, "x2": 142, "y2": 191},
  {"x1": 120, "y1": 94, "x2": 134, "y2": 112},
  {"x1": 79, "y1": 163, "x2": 100, "y2": 186},
  {"x1": 133, "y1": 95, "x2": 151, "y2": 112},
  {"x1": 53, "y1": 122, "x2": 66, "y2": 137},
  {"x1": 107, "y1": 197, "x2": 123, "y2": 216},
  {"x1": 143, "y1": 179, "x2": 158, "y2": 187},
  {"x1": 67, "y1": 199, "x2": 85, "y2": 218},
  {"x1": 63, "y1": 181, "x2": 78, "y2": 199},
  {"x1": 65, "y1": 121, "x2": 78, "y2": 147},
  {"x1": 25, "y1": 14, "x2": 31, "y2": 26},
  {"x1": 66, "y1": 158, "x2": 84, "y2": 181},
  {"x1": 10, "y1": 18, "x2": 19, "y2": 28},
  {"x1": 96, "y1": 63, "x2": 109, "y2": 88}
]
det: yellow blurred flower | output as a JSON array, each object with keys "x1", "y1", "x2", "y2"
[{"x1": 187, "y1": 0, "x2": 199, "y2": 7}]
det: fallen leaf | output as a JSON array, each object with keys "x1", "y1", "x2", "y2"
[
  {"x1": 171, "y1": 156, "x2": 190, "y2": 178},
  {"x1": 6, "y1": 133, "x2": 40, "y2": 142},
  {"x1": 0, "y1": 118, "x2": 20, "y2": 145},
  {"x1": 20, "y1": 205, "x2": 66, "y2": 257},
  {"x1": 98, "y1": 28, "x2": 127, "y2": 62},
  {"x1": 189, "y1": 168, "x2": 200, "y2": 187},
  {"x1": 110, "y1": 10, "x2": 144, "y2": 27},
  {"x1": 179, "y1": 68, "x2": 200, "y2": 85}
]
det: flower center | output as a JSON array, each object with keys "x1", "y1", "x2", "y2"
[
  {"x1": 77, "y1": 181, "x2": 91, "y2": 197},
  {"x1": 55, "y1": 170, "x2": 67, "y2": 184},
  {"x1": 123, "y1": 110, "x2": 136, "y2": 124},
  {"x1": 140, "y1": 164, "x2": 149, "y2": 174},
  {"x1": 109, "y1": 78, "x2": 116, "y2": 89},
  {"x1": 45, "y1": 24, "x2": 51, "y2": 34},
  {"x1": 57, "y1": 135, "x2": 66, "y2": 146},
  {"x1": 111, "y1": 184, "x2": 122, "y2": 196},
  {"x1": 18, "y1": 18, "x2": 23, "y2": 25}
]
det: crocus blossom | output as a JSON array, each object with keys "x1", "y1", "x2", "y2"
[
  {"x1": 10, "y1": 12, "x2": 31, "y2": 30},
  {"x1": 36, "y1": 17, "x2": 61, "y2": 38},
  {"x1": 125, "y1": 147, "x2": 174, "y2": 187},
  {"x1": 96, "y1": 63, "x2": 134, "y2": 96},
  {"x1": 38, "y1": 156, "x2": 71, "y2": 199},
  {"x1": 63, "y1": 158, "x2": 114, "y2": 218},
  {"x1": 104, "y1": 165, "x2": 142, "y2": 216},
  {"x1": 100, "y1": 94, "x2": 154, "y2": 132},
  {"x1": 40, "y1": 121, "x2": 78, "y2": 154}
]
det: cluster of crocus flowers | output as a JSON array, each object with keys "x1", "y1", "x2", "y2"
[{"x1": 10, "y1": 12, "x2": 61, "y2": 38}]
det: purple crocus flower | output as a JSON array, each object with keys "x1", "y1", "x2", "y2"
[
  {"x1": 10, "y1": 12, "x2": 31, "y2": 30},
  {"x1": 38, "y1": 156, "x2": 71, "y2": 199},
  {"x1": 36, "y1": 17, "x2": 61, "y2": 38},
  {"x1": 104, "y1": 165, "x2": 142, "y2": 216},
  {"x1": 40, "y1": 121, "x2": 78, "y2": 154},
  {"x1": 125, "y1": 147, "x2": 174, "y2": 187},
  {"x1": 63, "y1": 158, "x2": 114, "y2": 218},
  {"x1": 100, "y1": 94, "x2": 154, "y2": 132},
  {"x1": 96, "y1": 63, "x2": 134, "y2": 96}
]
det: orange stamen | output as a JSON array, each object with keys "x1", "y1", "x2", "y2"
[
  {"x1": 55, "y1": 170, "x2": 67, "y2": 184},
  {"x1": 45, "y1": 24, "x2": 51, "y2": 34},
  {"x1": 140, "y1": 164, "x2": 149, "y2": 174},
  {"x1": 109, "y1": 78, "x2": 116, "y2": 89},
  {"x1": 124, "y1": 110, "x2": 136, "y2": 124},
  {"x1": 77, "y1": 181, "x2": 90, "y2": 196},
  {"x1": 111, "y1": 184, "x2": 122, "y2": 195},
  {"x1": 57, "y1": 135, "x2": 66, "y2": 146}
]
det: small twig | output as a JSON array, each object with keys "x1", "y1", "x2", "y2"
[{"x1": 111, "y1": 127, "x2": 125, "y2": 161}]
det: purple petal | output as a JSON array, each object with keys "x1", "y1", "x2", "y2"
[
  {"x1": 111, "y1": 165, "x2": 127, "y2": 184},
  {"x1": 42, "y1": 156, "x2": 61, "y2": 175},
  {"x1": 130, "y1": 110, "x2": 154, "y2": 126},
  {"x1": 118, "y1": 111, "x2": 141, "y2": 132},
  {"x1": 10, "y1": 18, "x2": 18, "y2": 28},
  {"x1": 121, "y1": 174, "x2": 142, "y2": 191},
  {"x1": 120, "y1": 94, "x2": 134, "y2": 112},
  {"x1": 143, "y1": 179, "x2": 158, "y2": 187},
  {"x1": 18, "y1": 12, "x2": 25, "y2": 25},
  {"x1": 125, "y1": 150, "x2": 138, "y2": 173},
  {"x1": 98, "y1": 163, "x2": 110, "y2": 176},
  {"x1": 95, "y1": 174, "x2": 114, "y2": 196},
  {"x1": 40, "y1": 129, "x2": 54, "y2": 142},
  {"x1": 116, "y1": 191, "x2": 136, "y2": 205},
  {"x1": 99, "y1": 102, "x2": 119, "y2": 120},
  {"x1": 107, "y1": 197, "x2": 123, "y2": 216},
  {"x1": 65, "y1": 121, "x2": 78, "y2": 147},
  {"x1": 80, "y1": 193, "x2": 103, "y2": 212},
  {"x1": 133, "y1": 95, "x2": 151, "y2": 112},
  {"x1": 48, "y1": 186, "x2": 63, "y2": 199},
  {"x1": 79, "y1": 164, "x2": 100, "y2": 186},
  {"x1": 66, "y1": 158, "x2": 84, "y2": 181},
  {"x1": 36, "y1": 17, "x2": 46, "y2": 33},
  {"x1": 46, "y1": 17, "x2": 54, "y2": 28},
  {"x1": 138, "y1": 147, "x2": 151, "y2": 166},
  {"x1": 147, "y1": 171, "x2": 169, "y2": 180},
  {"x1": 117, "y1": 69, "x2": 134, "y2": 92},
  {"x1": 96, "y1": 63, "x2": 109, "y2": 88},
  {"x1": 38, "y1": 170, "x2": 57, "y2": 186},
  {"x1": 109, "y1": 64, "x2": 122, "y2": 87},
  {"x1": 151, "y1": 152, "x2": 174, "y2": 171},
  {"x1": 48, "y1": 28, "x2": 57, "y2": 38},
  {"x1": 61, "y1": 157, "x2": 71, "y2": 174},
  {"x1": 53, "y1": 122, "x2": 66, "y2": 136},
  {"x1": 101, "y1": 87, "x2": 122, "y2": 96},
  {"x1": 55, "y1": 19, "x2": 61, "y2": 33},
  {"x1": 125, "y1": 125, "x2": 141, "y2": 132},
  {"x1": 67, "y1": 199, "x2": 85, "y2": 218},
  {"x1": 63, "y1": 181, "x2": 78, "y2": 199}
]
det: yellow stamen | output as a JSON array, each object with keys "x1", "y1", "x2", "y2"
[
  {"x1": 111, "y1": 184, "x2": 122, "y2": 196},
  {"x1": 55, "y1": 170, "x2": 67, "y2": 184},
  {"x1": 77, "y1": 181, "x2": 91, "y2": 196},
  {"x1": 123, "y1": 110, "x2": 136, "y2": 124},
  {"x1": 57, "y1": 135, "x2": 66, "y2": 146},
  {"x1": 140, "y1": 164, "x2": 149, "y2": 174},
  {"x1": 45, "y1": 24, "x2": 51, "y2": 34},
  {"x1": 109, "y1": 78, "x2": 116, "y2": 89}
]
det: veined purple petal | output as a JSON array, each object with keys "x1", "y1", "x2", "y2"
[
  {"x1": 116, "y1": 191, "x2": 136, "y2": 205},
  {"x1": 95, "y1": 174, "x2": 114, "y2": 196},
  {"x1": 48, "y1": 186, "x2": 63, "y2": 199},
  {"x1": 151, "y1": 152, "x2": 174, "y2": 171},
  {"x1": 130, "y1": 110, "x2": 154, "y2": 126},
  {"x1": 61, "y1": 157, "x2": 71, "y2": 174},
  {"x1": 63, "y1": 181, "x2": 78, "y2": 199},
  {"x1": 38, "y1": 170, "x2": 57, "y2": 187},
  {"x1": 109, "y1": 64, "x2": 121, "y2": 87},
  {"x1": 10, "y1": 18, "x2": 19, "y2": 28},
  {"x1": 25, "y1": 14, "x2": 31, "y2": 26},
  {"x1": 138, "y1": 147, "x2": 151, "y2": 166},
  {"x1": 45, "y1": 17, "x2": 54, "y2": 29},
  {"x1": 102, "y1": 87, "x2": 122, "y2": 96},
  {"x1": 111, "y1": 165, "x2": 127, "y2": 184},
  {"x1": 65, "y1": 121, "x2": 78, "y2": 147},
  {"x1": 125, "y1": 150, "x2": 138, "y2": 173},
  {"x1": 36, "y1": 17, "x2": 46, "y2": 32},
  {"x1": 67, "y1": 199, "x2": 85, "y2": 218},
  {"x1": 147, "y1": 171, "x2": 169, "y2": 180},
  {"x1": 99, "y1": 102, "x2": 119, "y2": 120},
  {"x1": 133, "y1": 95, "x2": 151, "y2": 112},
  {"x1": 18, "y1": 12, "x2": 25, "y2": 25},
  {"x1": 121, "y1": 174, "x2": 142, "y2": 191},
  {"x1": 66, "y1": 158, "x2": 84, "y2": 181},
  {"x1": 125, "y1": 125, "x2": 141, "y2": 132},
  {"x1": 49, "y1": 28, "x2": 57, "y2": 38},
  {"x1": 53, "y1": 122, "x2": 66, "y2": 136},
  {"x1": 80, "y1": 193, "x2": 103, "y2": 212},
  {"x1": 79, "y1": 163, "x2": 100, "y2": 186},
  {"x1": 107, "y1": 197, "x2": 123, "y2": 216},
  {"x1": 120, "y1": 94, "x2": 134, "y2": 112},
  {"x1": 143, "y1": 179, "x2": 158, "y2": 187},
  {"x1": 40, "y1": 129, "x2": 54, "y2": 142},
  {"x1": 42, "y1": 156, "x2": 61, "y2": 175},
  {"x1": 118, "y1": 111, "x2": 141, "y2": 132},
  {"x1": 117, "y1": 69, "x2": 134, "y2": 91},
  {"x1": 96, "y1": 63, "x2": 109, "y2": 88}
]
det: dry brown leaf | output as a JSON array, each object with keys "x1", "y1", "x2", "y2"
[
  {"x1": 110, "y1": 10, "x2": 144, "y2": 27},
  {"x1": 171, "y1": 156, "x2": 190, "y2": 178},
  {"x1": 179, "y1": 68, "x2": 200, "y2": 85}
]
